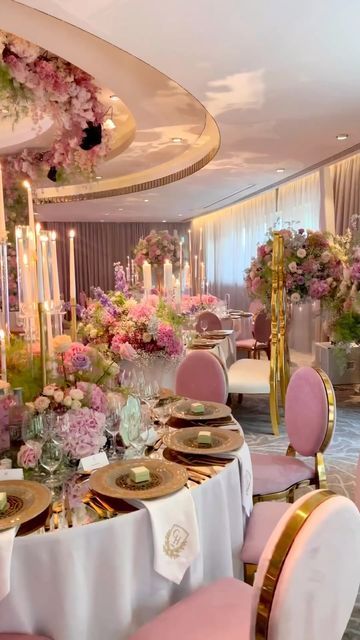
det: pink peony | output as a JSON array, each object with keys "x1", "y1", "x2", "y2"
[
  {"x1": 77, "y1": 382, "x2": 108, "y2": 414},
  {"x1": 111, "y1": 336, "x2": 137, "y2": 360}
]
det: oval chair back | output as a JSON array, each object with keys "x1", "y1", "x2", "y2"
[
  {"x1": 253, "y1": 311, "x2": 271, "y2": 344},
  {"x1": 355, "y1": 455, "x2": 360, "y2": 510},
  {"x1": 175, "y1": 351, "x2": 228, "y2": 404},
  {"x1": 195, "y1": 311, "x2": 222, "y2": 333},
  {"x1": 249, "y1": 299, "x2": 264, "y2": 316},
  {"x1": 284, "y1": 366, "x2": 335, "y2": 457},
  {"x1": 254, "y1": 490, "x2": 360, "y2": 639}
]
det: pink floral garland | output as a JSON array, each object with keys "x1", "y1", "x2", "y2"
[{"x1": 0, "y1": 30, "x2": 109, "y2": 188}]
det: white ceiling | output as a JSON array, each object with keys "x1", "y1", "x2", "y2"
[{"x1": 8, "y1": 0, "x2": 360, "y2": 222}]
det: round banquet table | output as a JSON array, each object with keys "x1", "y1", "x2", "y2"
[{"x1": 0, "y1": 460, "x2": 244, "y2": 640}]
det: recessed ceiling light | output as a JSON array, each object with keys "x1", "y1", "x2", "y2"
[
  {"x1": 336, "y1": 133, "x2": 349, "y2": 141},
  {"x1": 96, "y1": 176, "x2": 102, "y2": 180},
  {"x1": 162, "y1": 219, "x2": 167, "y2": 222},
  {"x1": 103, "y1": 118, "x2": 116, "y2": 130},
  {"x1": 100, "y1": 219, "x2": 104, "y2": 222},
  {"x1": 104, "y1": 213, "x2": 110, "y2": 216},
  {"x1": 118, "y1": 208, "x2": 124, "y2": 211},
  {"x1": 178, "y1": 214, "x2": 183, "y2": 217},
  {"x1": 110, "y1": 95, "x2": 120, "y2": 102},
  {"x1": 276, "y1": 168, "x2": 285, "y2": 173},
  {"x1": 171, "y1": 137, "x2": 183, "y2": 143},
  {"x1": 144, "y1": 199, "x2": 149, "y2": 202}
]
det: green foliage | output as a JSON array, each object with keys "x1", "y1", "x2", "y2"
[
  {"x1": 332, "y1": 312, "x2": 360, "y2": 345},
  {"x1": 6, "y1": 337, "x2": 43, "y2": 402},
  {"x1": 157, "y1": 298, "x2": 185, "y2": 331},
  {"x1": 0, "y1": 63, "x2": 32, "y2": 122}
]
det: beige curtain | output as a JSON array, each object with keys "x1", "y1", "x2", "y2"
[
  {"x1": 330, "y1": 154, "x2": 360, "y2": 233},
  {"x1": 43, "y1": 221, "x2": 189, "y2": 300},
  {"x1": 191, "y1": 191, "x2": 277, "y2": 308},
  {"x1": 277, "y1": 171, "x2": 320, "y2": 230}
]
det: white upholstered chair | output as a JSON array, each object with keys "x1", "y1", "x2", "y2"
[{"x1": 128, "y1": 490, "x2": 360, "y2": 640}]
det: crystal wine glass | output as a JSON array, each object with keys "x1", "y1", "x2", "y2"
[
  {"x1": 126, "y1": 414, "x2": 149, "y2": 458},
  {"x1": 40, "y1": 439, "x2": 63, "y2": 488},
  {"x1": 105, "y1": 409, "x2": 121, "y2": 460},
  {"x1": 199, "y1": 318, "x2": 208, "y2": 334}
]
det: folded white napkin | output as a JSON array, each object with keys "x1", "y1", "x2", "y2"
[
  {"x1": 131, "y1": 488, "x2": 200, "y2": 584},
  {"x1": 0, "y1": 527, "x2": 16, "y2": 602}
]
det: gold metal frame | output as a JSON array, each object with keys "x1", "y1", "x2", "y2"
[{"x1": 255, "y1": 489, "x2": 334, "y2": 639}]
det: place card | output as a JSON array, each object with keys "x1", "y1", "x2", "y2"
[
  {"x1": 0, "y1": 468, "x2": 24, "y2": 480},
  {"x1": 78, "y1": 452, "x2": 109, "y2": 472}
]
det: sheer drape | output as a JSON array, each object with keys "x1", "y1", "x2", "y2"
[
  {"x1": 191, "y1": 191, "x2": 276, "y2": 308},
  {"x1": 330, "y1": 154, "x2": 360, "y2": 233},
  {"x1": 43, "y1": 222, "x2": 189, "y2": 300},
  {"x1": 277, "y1": 171, "x2": 320, "y2": 230}
]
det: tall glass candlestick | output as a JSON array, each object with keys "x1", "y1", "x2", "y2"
[
  {"x1": 23, "y1": 181, "x2": 35, "y2": 233},
  {"x1": 40, "y1": 235, "x2": 54, "y2": 357},
  {"x1": 50, "y1": 231, "x2": 62, "y2": 335},
  {"x1": 0, "y1": 329, "x2": 6, "y2": 382},
  {"x1": 69, "y1": 230, "x2": 76, "y2": 341},
  {"x1": 188, "y1": 229, "x2": 192, "y2": 295},
  {"x1": 0, "y1": 166, "x2": 9, "y2": 337},
  {"x1": 0, "y1": 166, "x2": 6, "y2": 242}
]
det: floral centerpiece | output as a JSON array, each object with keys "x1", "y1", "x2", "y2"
[
  {"x1": 78, "y1": 288, "x2": 183, "y2": 362},
  {"x1": 245, "y1": 228, "x2": 343, "y2": 308},
  {"x1": 133, "y1": 229, "x2": 180, "y2": 269},
  {"x1": 18, "y1": 335, "x2": 117, "y2": 466},
  {"x1": 330, "y1": 221, "x2": 360, "y2": 345},
  {"x1": 180, "y1": 294, "x2": 219, "y2": 315}
]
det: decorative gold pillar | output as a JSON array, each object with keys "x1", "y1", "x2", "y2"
[{"x1": 269, "y1": 232, "x2": 290, "y2": 435}]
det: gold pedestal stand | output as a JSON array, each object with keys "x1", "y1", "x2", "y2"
[{"x1": 269, "y1": 233, "x2": 290, "y2": 436}]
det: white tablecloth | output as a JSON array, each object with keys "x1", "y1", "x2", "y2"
[{"x1": 0, "y1": 460, "x2": 244, "y2": 640}]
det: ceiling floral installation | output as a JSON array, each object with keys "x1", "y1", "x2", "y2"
[{"x1": 0, "y1": 29, "x2": 110, "y2": 189}]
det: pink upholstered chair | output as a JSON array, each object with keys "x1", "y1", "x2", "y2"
[
  {"x1": 252, "y1": 366, "x2": 336, "y2": 502},
  {"x1": 175, "y1": 351, "x2": 228, "y2": 403},
  {"x1": 128, "y1": 491, "x2": 360, "y2": 640},
  {"x1": 355, "y1": 455, "x2": 360, "y2": 510},
  {"x1": 236, "y1": 310, "x2": 271, "y2": 359},
  {"x1": 195, "y1": 311, "x2": 222, "y2": 333}
]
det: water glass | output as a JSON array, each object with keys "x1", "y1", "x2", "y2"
[
  {"x1": 199, "y1": 318, "x2": 208, "y2": 334},
  {"x1": 105, "y1": 410, "x2": 121, "y2": 460}
]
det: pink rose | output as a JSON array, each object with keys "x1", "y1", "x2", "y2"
[{"x1": 17, "y1": 440, "x2": 42, "y2": 469}]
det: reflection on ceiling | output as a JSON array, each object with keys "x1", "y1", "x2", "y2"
[{"x1": 6, "y1": 0, "x2": 360, "y2": 221}]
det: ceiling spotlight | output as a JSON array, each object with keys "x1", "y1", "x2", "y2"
[
  {"x1": 118, "y1": 208, "x2": 124, "y2": 211},
  {"x1": 104, "y1": 118, "x2": 116, "y2": 130},
  {"x1": 95, "y1": 176, "x2": 102, "y2": 180},
  {"x1": 171, "y1": 137, "x2": 183, "y2": 143},
  {"x1": 336, "y1": 133, "x2": 349, "y2": 141},
  {"x1": 144, "y1": 199, "x2": 149, "y2": 202},
  {"x1": 178, "y1": 213, "x2": 183, "y2": 217},
  {"x1": 162, "y1": 219, "x2": 167, "y2": 223},
  {"x1": 276, "y1": 168, "x2": 285, "y2": 173},
  {"x1": 110, "y1": 95, "x2": 120, "y2": 102}
]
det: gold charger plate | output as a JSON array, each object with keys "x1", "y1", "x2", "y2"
[
  {"x1": 90, "y1": 459, "x2": 188, "y2": 501},
  {"x1": 172, "y1": 399, "x2": 231, "y2": 421},
  {"x1": 163, "y1": 427, "x2": 243, "y2": 455},
  {"x1": 0, "y1": 480, "x2": 52, "y2": 531},
  {"x1": 206, "y1": 330, "x2": 233, "y2": 337}
]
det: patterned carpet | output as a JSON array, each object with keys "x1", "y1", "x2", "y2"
[{"x1": 233, "y1": 384, "x2": 360, "y2": 639}]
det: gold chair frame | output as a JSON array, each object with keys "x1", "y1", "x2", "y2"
[
  {"x1": 255, "y1": 489, "x2": 335, "y2": 638},
  {"x1": 254, "y1": 366, "x2": 335, "y2": 504}
]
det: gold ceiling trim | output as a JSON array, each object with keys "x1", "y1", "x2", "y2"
[{"x1": 34, "y1": 144, "x2": 219, "y2": 204}]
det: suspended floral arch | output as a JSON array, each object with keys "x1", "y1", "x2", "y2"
[{"x1": 0, "y1": 30, "x2": 110, "y2": 189}]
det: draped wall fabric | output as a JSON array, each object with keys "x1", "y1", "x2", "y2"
[
  {"x1": 330, "y1": 154, "x2": 360, "y2": 234},
  {"x1": 44, "y1": 222, "x2": 189, "y2": 300},
  {"x1": 191, "y1": 191, "x2": 277, "y2": 308},
  {"x1": 277, "y1": 171, "x2": 320, "y2": 231}
]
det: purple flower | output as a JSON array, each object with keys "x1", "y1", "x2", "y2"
[
  {"x1": 350, "y1": 262, "x2": 360, "y2": 282},
  {"x1": 71, "y1": 352, "x2": 91, "y2": 371}
]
